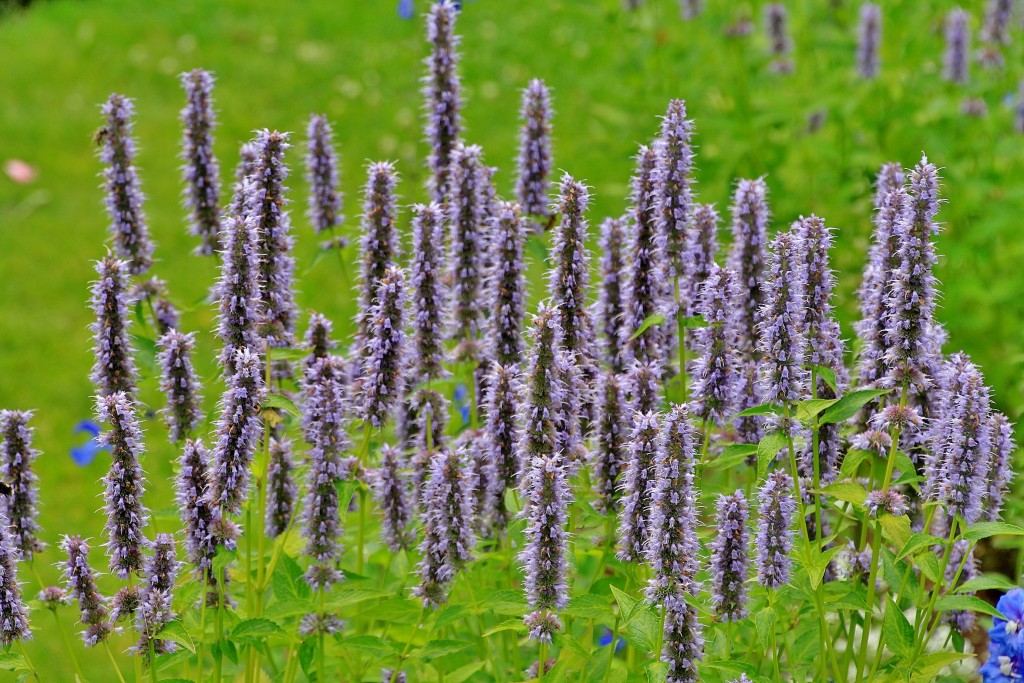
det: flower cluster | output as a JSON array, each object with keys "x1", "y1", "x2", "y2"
[{"x1": 179, "y1": 69, "x2": 222, "y2": 255}]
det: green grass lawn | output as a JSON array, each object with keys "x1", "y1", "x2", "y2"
[{"x1": 1, "y1": 0, "x2": 1023, "y2": 678}]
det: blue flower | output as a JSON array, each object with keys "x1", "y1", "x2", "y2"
[
  {"x1": 397, "y1": 0, "x2": 414, "y2": 19},
  {"x1": 990, "y1": 589, "x2": 1024, "y2": 656},
  {"x1": 597, "y1": 628, "x2": 625, "y2": 652},
  {"x1": 981, "y1": 642, "x2": 1024, "y2": 683},
  {"x1": 70, "y1": 420, "x2": 110, "y2": 467},
  {"x1": 454, "y1": 383, "x2": 470, "y2": 426}
]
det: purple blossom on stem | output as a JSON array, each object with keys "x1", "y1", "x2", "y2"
[
  {"x1": 942, "y1": 539, "x2": 980, "y2": 634},
  {"x1": 460, "y1": 430, "x2": 496, "y2": 535},
  {"x1": 304, "y1": 312, "x2": 335, "y2": 368},
  {"x1": 727, "y1": 178, "x2": 770, "y2": 359},
  {"x1": 756, "y1": 469, "x2": 796, "y2": 589},
  {"x1": 448, "y1": 143, "x2": 488, "y2": 350},
  {"x1": 985, "y1": 413, "x2": 1015, "y2": 520},
  {"x1": 617, "y1": 411, "x2": 660, "y2": 563},
  {"x1": 856, "y1": 4, "x2": 881, "y2": 79},
  {"x1": 518, "y1": 305, "x2": 565, "y2": 483},
  {"x1": 487, "y1": 201, "x2": 527, "y2": 367},
  {"x1": 944, "y1": 9, "x2": 970, "y2": 84},
  {"x1": 596, "y1": 217, "x2": 627, "y2": 373},
  {"x1": 520, "y1": 453, "x2": 571, "y2": 642},
  {"x1": 134, "y1": 534, "x2": 179, "y2": 658},
  {"x1": 516, "y1": 79, "x2": 553, "y2": 223},
  {"x1": 91, "y1": 256, "x2": 137, "y2": 400},
  {"x1": 410, "y1": 203, "x2": 449, "y2": 383},
  {"x1": 709, "y1": 491, "x2": 749, "y2": 621},
  {"x1": 655, "y1": 99, "x2": 695, "y2": 286},
  {"x1": 764, "y1": 4, "x2": 793, "y2": 73},
  {"x1": 62, "y1": 537, "x2": 113, "y2": 646},
  {"x1": 865, "y1": 488, "x2": 908, "y2": 517},
  {"x1": 99, "y1": 94, "x2": 154, "y2": 274},
  {"x1": 627, "y1": 359, "x2": 663, "y2": 417},
  {"x1": 646, "y1": 405, "x2": 700, "y2": 602},
  {"x1": 97, "y1": 392, "x2": 149, "y2": 578},
  {"x1": 485, "y1": 364, "x2": 520, "y2": 525},
  {"x1": 414, "y1": 448, "x2": 476, "y2": 608},
  {"x1": 180, "y1": 69, "x2": 221, "y2": 255},
  {"x1": 423, "y1": 0, "x2": 462, "y2": 203},
  {"x1": 690, "y1": 265, "x2": 739, "y2": 427},
  {"x1": 0, "y1": 513, "x2": 29, "y2": 645},
  {"x1": 216, "y1": 212, "x2": 261, "y2": 374},
  {"x1": 209, "y1": 347, "x2": 265, "y2": 516},
  {"x1": 229, "y1": 142, "x2": 258, "y2": 217},
  {"x1": 156, "y1": 330, "x2": 202, "y2": 443},
  {"x1": 661, "y1": 591, "x2": 704, "y2": 683},
  {"x1": 757, "y1": 230, "x2": 807, "y2": 410},
  {"x1": 0, "y1": 410, "x2": 43, "y2": 559},
  {"x1": 177, "y1": 439, "x2": 221, "y2": 582},
  {"x1": 301, "y1": 356, "x2": 350, "y2": 591},
  {"x1": 361, "y1": 266, "x2": 407, "y2": 429},
  {"x1": 358, "y1": 162, "x2": 400, "y2": 346},
  {"x1": 372, "y1": 445, "x2": 413, "y2": 552},
  {"x1": 38, "y1": 586, "x2": 69, "y2": 609},
  {"x1": 982, "y1": 0, "x2": 1013, "y2": 44},
  {"x1": 592, "y1": 370, "x2": 627, "y2": 515},
  {"x1": 306, "y1": 114, "x2": 343, "y2": 234},
  {"x1": 265, "y1": 436, "x2": 296, "y2": 538},
  {"x1": 681, "y1": 204, "x2": 719, "y2": 321},
  {"x1": 938, "y1": 358, "x2": 992, "y2": 524}
]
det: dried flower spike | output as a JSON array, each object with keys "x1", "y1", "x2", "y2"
[
  {"x1": 265, "y1": 436, "x2": 297, "y2": 538},
  {"x1": 372, "y1": 444, "x2": 413, "y2": 552}
]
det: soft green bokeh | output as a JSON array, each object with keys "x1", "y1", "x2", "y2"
[{"x1": 0, "y1": 0, "x2": 1022, "y2": 678}]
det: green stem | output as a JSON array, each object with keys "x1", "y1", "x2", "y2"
[
  {"x1": 538, "y1": 640, "x2": 547, "y2": 683},
  {"x1": 318, "y1": 590, "x2": 327, "y2": 683},
  {"x1": 148, "y1": 641, "x2": 158, "y2": 683},
  {"x1": 103, "y1": 641, "x2": 128, "y2": 683},
  {"x1": 357, "y1": 486, "x2": 368, "y2": 575},
  {"x1": 197, "y1": 581, "x2": 208, "y2": 682},
  {"x1": 674, "y1": 277, "x2": 688, "y2": 403},
  {"x1": 51, "y1": 609, "x2": 87, "y2": 682},
  {"x1": 16, "y1": 640, "x2": 40, "y2": 682},
  {"x1": 389, "y1": 609, "x2": 428, "y2": 683}
]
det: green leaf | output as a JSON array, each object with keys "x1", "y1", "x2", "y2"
[
  {"x1": 895, "y1": 532, "x2": 942, "y2": 561},
  {"x1": 481, "y1": 619, "x2": 527, "y2": 637},
  {"x1": 645, "y1": 661, "x2": 668, "y2": 683},
  {"x1": 803, "y1": 545, "x2": 844, "y2": 590},
  {"x1": 936, "y1": 594, "x2": 1006, "y2": 620},
  {"x1": 819, "y1": 482, "x2": 867, "y2": 507},
  {"x1": 478, "y1": 589, "x2": 527, "y2": 616},
  {"x1": 706, "y1": 443, "x2": 757, "y2": 470},
  {"x1": 910, "y1": 652, "x2": 972, "y2": 682},
  {"x1": 263, "y1": 392, "x2": 300, "y2": 418},
  {"x1": 264, "y1": 598, "x2": 315, "y2": 619},
  {"x1": 0, "y1": 652, "x2": 29, "y2": 671},
  {"x1": 266, "y1": 347, "x2": 310, "y2": 362},
  {"x1": 757, "y1": 432, "x2": 788, "y2": 481},
  {"x1": 156, "y1": 619, "x2": 196, "y2": 654},
  {"x1": 230, "y1": 618, "x2": 285, "y2": 642},
  {"x1": 882, "y1": 596, "x2": 915, "y2": 659},
  {"x1": 736, "y1": 403, "x2": 783, "y2": 417},
  {"x1": 955, "y1": 573, "x2": 1018, "y2": 594},
  {"x1": 434, "y1": 605, "x2": 470, "y2": 631},
  {"x1": 343, "y1": 635, "x2": 396, "y2": 658},
  {"x1": 326, "y1": 589, "x2": 388, "y2": 609},
  {"x1": 565, "y1": 594, "x2": 614, "y2": 620},
  {"x1": 629, "y1": 313, "x2": 666, "y2": 341},
  {"x1": 680, "y1": 314, "x2": 707, "y2": 329},
  {"x1": 878, "y1": 514, "x2": 912, "y2": 551},
  {"x1": 417, "y1": 639, "x2": 471, "y2": 659},
  {"x1": 917, "y1": 552, "x2": 942, "y2": 584},
  {"x1": 754, "y1": 608, "x2": 776, "y2": 651},
  {"x1": 841, "y1": 449, "x2": 871, "y2": 477},
  {"x1": 212, "y1": 547, "x2": 236, "y2": 576},
  {"x1": 819, "y1": 389, "x2": 890, "y2": 425},
  {"x1": 793, "y1": 398, "x2": 839, "y2": 423},
  {"x1": 611, "y1": 585, "x2": 659, "y2": 653},
  {"x1": 447, "y1": 661, "x2": 486, "y2": 683},
  {"x1": 814, "y1": 365, "x2": 838, "y2": 393},
  {"x1": 960, "y1": 521, "x2": 1024, "y2": 541}
]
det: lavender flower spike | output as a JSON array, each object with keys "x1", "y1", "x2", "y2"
[
  {"x1": 982, "y1": 0, "x2": 1013, "y2": 44},
  {"x1": 246, "y1": 130, "x2": 297, "y2": 349},
  {"x1": 229, "y1": 142, "x2": 258, "y2": 217},
  {"x1": 301, "y1": 356, "x2": 350, "y2": 590},
  {"x1": 448, "y1": 143, "x2": 488, "y2": 349},
  {"x1": 414, "y1": 448, "x2": 476, "y2": 608},
  {"x1": 726, "y1": 177, "x2": 770, "y2": 360},
  {"x1": 984, "y1": 412, "x2": 1015, "y2": 521},
  {"x1": 373, "y1": 445, "x2": 413, "y2": 552},
  {"x1": 357, "y1": 162, "x2": 400, "y2": 345},
  {"x1": 91, "y1": 256, "x2": 137, "y2": 399},
  {"x1": 516, "y1": 79, "x2": 553, "y2": 224},
  {"x1": 655, "y1": 99, "x2": 695, "y2": 286},
  {"x1": 210, "y1": 347, "x2": 266, "y2": 516},
  {"x1": 487, "y1": 201, "x2": 528, "y2": 367},
  {"x1": 943, "y1": 9, "x2": 970, "y2": 84},
  {"x1": 592, "y1": 370, "x2": 627, "y2": 515},
  {"x1": 304, "y1": 311, "x2": 336, "y2": 368},
  {"x1": 423, "y1": 0, "x2": 462, "y2": 203},
  {"x1": 661, "y1": 590, "x2": 704, "y2": 683},
  {"x1": 764, "y1": 3, "x2": 793, "y2": 73},
  {"x1": 709, "y1": 491, "x2": 750, "y2": 621},
  {"x1": 756, "y1": 470, "x2": 796, "y2": 589},
  {"x1": 180, "y1": 69, "x2": 221, "y2": 255},
  {"x1": 680, "y1": 204, "x2": 719, "y2": 322},
  {"x1": 617, "y1": 411, "x2": 660, "y2": 563},
  {"x1": 485, "y1": 363, "x2": 521, "y2": 523},
  {"x1": 520, "y1": 453, "x2": 571, "y2": 642},
  {"x1": 0, "y1": 513, "x2": 29, "y2": 645},
  {"x1": 99, "y1": 93, "x2": 154, "y2": 274},
  {"x1": 646, "y1": 405, "x2": 700, "y2": 602},
  {"x1": 874, "y1": 162, "x2": 905, "y2": 209},
  {"x1": 306, "y1": 114, "x2": 344, "y2": 234},
  {"x1": 97, "y1": 392, "x2": 149, "y2": 578},
  {"x1": 156, "y1": 330, "x2": 203, "y2": 443},
  {"x1": 410, "y1": 203, "x2": 449, "y2": 383},
  {"x1": 134, "y1": 534, "x2": 179, "y2": 658},
  {"x1": 690, "y1": 265, "x2": 739, "y2": 427},
  {"x1": 757, "y1": 230, "x2": 807, "y2": 411},
  {"x1": 596, "y1": 217, "x2": 627, "y2": 373},
  {"x1": 938, "y1": 359, "x2": 992, "y2": 525},
  {"x1": 216, "y1": 212, "x2": 261, "y2": 374},
  {"x1": 518, "y1": 305, "x2": 566, "y2": 479},
  {"x1": 62, "y1": 537, "x2": 113, "y2": 646},
  {"x1": 856, "y1": 4, "x2": 881, "y2": 79},
  {"x1": 0, "y1": 410, "x2": 43, "y2": 559},
  {"x1": 177, "y1": 439, "x2": 219, "y2": 582},
  {"x1": 361, "y1": 266, "x2": 407, "y2": 430},
  {"x1": 265, "y1": 436, "x2": 297, "y2": 538}
]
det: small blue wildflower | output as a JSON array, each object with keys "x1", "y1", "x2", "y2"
[
  {"x1": 454, "y1": 383, "x2": 471, "y2": 425},
  {"x1": 981, "y1": 642, "x2": 1024, "y2": 682},
  {"x1": 989, "y1": 588, "x2": 1024, "y2": 657},
  {"x1": 398, "y1": 0, "x2": 414, "y2": 19},
  {"x1": 70, "y1": 420, "x2": 110, "y2": 466},
  {"x1": 597, "y1": 628, "x2": 626, "y2": 652}
]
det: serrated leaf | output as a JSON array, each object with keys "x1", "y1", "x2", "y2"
[
  {"x1": 936, "y1": 594, "x2": 1006, "y2": 620},
  {"x1": 231, "y1": 618, "x2": 285, "y2": 642},
  {"x1": 841, "y1": 449, "x2": 871, "y2": 476},
  {"x1": 882, "y1": 596, "x2": 915, "y2": 659},
  {"x1": 327, "y1": 589, "x2": 388, "y2": 609},
  {"x1": 156, "y1": 619, "x2": 196, "y2": 654},
  {"x1": 611, "y1": 585, "x2": 659, "y2": 653},
  {"x1": 629, "y1": 313, "x2": 666, "y2": 341},
  {"x1": 263, "y1": 392, "x2": 300, "y2": 418},
  {"x1": 645, "y1": 660, "x2": 668, "y2": 683},
  {"x1": 820, "y1": 482, "x2": 867, "y2": 507},
  {"x1": 910, "y1": 652, "x2": 972, "y2": 682},
  {"x1": 478, "y1": 589, "x2": 527, "y2": 615},
  {"x1": 343, "y1": 635, "x2": 396, "y2": 657},
  {"x1": 0, "y1": 652, "x2": 29, "y2": 671},
  {"x1": 417, "y1": 639, "x2": 471, "y2": 659},
  {"x1": 754, "y1": 608, "x2": 776, "y2": 651},
  {"x1": 803, "y1": 545, "x2": 844, "y2": 590},
  {"x1": 917, "y1": 552, "x2": 942, "y2": 584},
  {"x1": 565, "y1": 593, "x2": 614, "y2": 620},
  {"x1": 955, "y1": 573, "x2": 1018, "y2": 594},
  {"x1": 757, "y1": 432, "x2": 788, "y2": 481},
  {"x1": 264, "y1": 598, "x2": 315, "y2": 619},
  {"x1": 896, "y1": 532, "x2": 943, "y2": 561},
  {"x1": 878, "y1": 514, "x2": 912, "y2": 551},
  {"x1": 434, "y1": 605, "x2": 469, "y2": 631},
  {"x1": 819, "y1": 389, "x2": 890, "y2": 425},
  {"x1": 960, "y1": 521, "x2": 1024, "y2": 541},
  {"x1": 794, "y1": 398, "x2": 839, "y2": 423}
]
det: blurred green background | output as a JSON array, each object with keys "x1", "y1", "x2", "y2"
[{"x1": 1, "y1": 0, "x2": 1022, "y2": 677}]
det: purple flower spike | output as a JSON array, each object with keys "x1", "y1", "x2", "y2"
[
  {"x1": 982, "y1": 0, "x2": 1013, "y2": 44},
  {"x1": 485, "y1": 364, "x2": 521, "y2": 524},
  {"x1": 624, "y1": 146, "x2": 669, "y2": 366},
  {"x1": 885, "y1": 156, "x2": 941, "y2": 392},
  {"x1": 865, "y1": 488, "x2": 908, "y2": 517},
  {"x1": 646, "y1": 405, "x2": 700, "y2": 602},
  {"x1": 727, "y1": 178, "x2": 770, "y2": 360},
  {"x1": 177, "y1": 439, "x2": 219, "y2": 582},
  {"x1": 655, "y1": 99, "x2": 695, "y2": 286},
  {"x1": 0, "y1": 411, "x2": 43, "y2": 559},
  {"x1": 99, "y1": 93, "x2": 154, "y2": 275},
  {"x1": 246, "y1": 130, "x2": 297, "y2": 350},
  {"x1": 134, "y1": 534, "x2": 179, "y2": 658},
  {"x1": 373, "y1": 445, "x2": 413, "y2": 552},
  {"x1": 596, "y1": 217, "x2": 628, "y2": 373},
  {"x1": 230, "y1": 142, "x2": 258, "y2": 217},
  {"x1": 0, "y1": 513, "x2": 29, "y2": 646},
  {"x1": 985, "y1": 413, "x2": 1015, "y2": 521},
  {"x1": 757, "y1": 230, "x2": 807, "y2": 411},
  {"x1": 520, "y1": 453, "x2": 571, "y2": 643},
  {"x1": 661, "y1": 590, "x2": 704, "y2": 683},
  {"x1": 304, "y1": 312, "x2": 336, "y2": 368},
  {"x1": 448, "y1": 143, "x2": 488, "y2": 350},
  {"x1": 617, "y1": 411, "x2": 660, "y2": 563},
  {"x1": 156, "y1": 330, "x2": 203, "y2": 443},
  {"x1": 756, "y1": 469, "x2": 796, "y2": 589},
  {"x1": 180, "y1": 69, "x2": 221, "y2": 255},
  {"x1": 764, "y1": 4, "x2": 793, "y2": 73},
  {"x1": 627, "y1": 358, "x2": 663, "y2": 416},
  {"x1": 516, "y1": 79, "x2": 553, "y2": 223},
  {"x1": 487, "y1": 201, "x2": 527, "y2": 368},
  {"x1": 361, "y1": 266, "x2": 407, "y2": 429},
  {"x1": 856, "y1": 4, "x2": 881, "y2": 79},
  {"x1": 592, "y1": 370, "x2": 627, "y2": 515},
  {"x1": 97, "y1": 392, "x2": 149, "y2": 578},
  {"x1": 414, "y1": 448, "x2": 476, "y2": 608},
  {"x1": 874, "y1": 163, "x2": 905, "y2": 209},
  {"x1": 265, "y1": 436, "x2": 297, "y2": 538},
  {"x1": 306, "y1": 114, "x2": 344, "y2": 234},
  {"x1": 937, "y1": 358, "x2": 992, "y2": 525},
  {"x1": 423, "y1": 0, "x2": 463, "y2": 203},
  {"x1": 690, "y1": 265, "x2": 739, "y2": 427},
  {"x1": 518, "y1": 305, "x2": 566, "y2": 479},
  {"x1": 210, "y1": 347, "x2": 265, "y2": 516},
  {"x1": 709, "y1": 491, "x2": 750, "y2": 621},
  {"x1": 301, "y1": 356, "x2": 351, "y2": 591},
  {"x1": 944, "y1": 9, "x2": 971, "y2": 84},
  {"x1": 358, "y1": 162, "x2": 400, "y2": 346},
  {"x1": 62, "y1": 536, "x2": 113, "y2": 646},
  {"x1": 942, "y1": 539, "x2": 980, "y2": 635},
  {"x1": 681, "y1": 204, "x2": 719, "y2": 322},
  {"x1": 91, "y1": 256, "x2": 137, "y2": 400},
  {"x1": 410, "y1": 203, "x2": 450, "y2": 383},
  {"x1": 216, "y1": 212, "x2": 261, "y2": 375}
]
